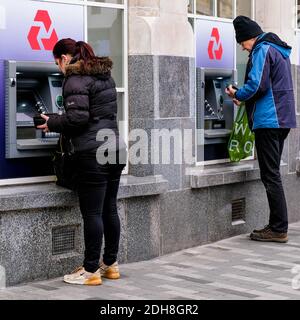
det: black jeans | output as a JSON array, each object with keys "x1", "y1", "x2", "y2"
[
  {"x1": 254, "y1": 128, "x2": 290, "y2": 233},
  {"x1": 76, "y1": 151, "x2": 125, "y2": 273}
]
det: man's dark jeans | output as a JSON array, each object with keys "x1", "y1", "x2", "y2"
[
  {"x1": 254, "y1": 128, "x2": 290, "y2": 233},
  {"x1": 76, "y1": 151, "x2": 125, "y2": 273}
]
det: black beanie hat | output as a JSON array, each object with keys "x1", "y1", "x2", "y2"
[{"x1": 233, "y1": 16, "x2": 263, "y2": 43}]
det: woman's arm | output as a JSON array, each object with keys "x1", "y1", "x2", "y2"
[{"x1": 46, "y1": 76, "x2": 91, "y2": 134}]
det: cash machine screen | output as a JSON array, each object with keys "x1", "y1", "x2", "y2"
[
  {"x1": 16, "y1": 89, "x2": 40, "y2": 139},
  {"x1": 17, "y1": 90, "x2": 38, "y2": 123}
]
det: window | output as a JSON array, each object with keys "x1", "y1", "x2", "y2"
[
  {"x1": 235, "y1": 1, "x2": 253, "y2": 88},
  {"x1": 89, "y1": 0, "x2": 124, "y2": 3},
  {"x1": 87, "y1": 7, "x2": 124, "y2": 87},
  {"x1": 217, "y1": 0, "x2": 233, "y2": 19},
  {"x1": 188, "y1": 0, "x2": 194, "y2": 14},
  {"x1": 236, "y1": 0, "x2": 252, "y2": 17},
  {"x1": 189, "y1": 0, "x2": 253, "y2": 19},
  {"x1": 196, "y1": 0, "x2": 214, "y2": 16}
]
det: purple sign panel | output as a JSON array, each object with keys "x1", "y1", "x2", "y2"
[
  {"x1": 196, "y1": 19, "x2": 235, "y2": 69},
  {"x1": 0, "y1": 0, "x2": 84, "y2": 179},
  {"x1": 0, "y1": 0, "x2": 84, "y2": 62}
]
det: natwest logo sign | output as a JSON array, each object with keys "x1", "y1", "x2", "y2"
[
  {"x1": 208, "y1": 27, "x2": 223, "y2": 60},
  {"x1": 27, "y1": 10, "x2": 58, "y2": 51}
]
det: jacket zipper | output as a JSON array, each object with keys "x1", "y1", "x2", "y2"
[{"x1": 251, "y1": 102, "x2": 256, "y2": 128}]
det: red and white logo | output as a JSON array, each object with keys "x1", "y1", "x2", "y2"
[
  {"x1": 27, "y1": 10, "x2": 58, "y2": 51},
  {"x1": 208, "y1": 27, "x2": 223, "y2": 60}
]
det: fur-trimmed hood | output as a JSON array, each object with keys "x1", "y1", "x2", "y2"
[{"x1": 65, "y1": 57, "x2": 113, "y2": 77}]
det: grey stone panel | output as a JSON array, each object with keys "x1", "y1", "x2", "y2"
[
  {"x1": 191, "y1": 173, "x2": 224, "y2": 189},
  {"x1": 0, "y1": 184, "x2": 77, "y2": 212},
  {"x1": 128, "y1": 118, "x2": 155, "y2": 177},
  {"x1": 128, "y1": 55, "x2": 155, "y2": 119},
  {"x1": 207, "y1": 184, "x2": 245, "y2": 243},
  {"x1": 181, "y1": 118, "x2": 197, "y2": 189},
  {"x1": 160, "y1": 189, "x2": 208, "y2": 255},
  {"x1": 0, "y1": 206, "x2": 83, "y2": 286},
  {"x1": 128, "y1": 117, "x2": 195, "y2": 191},
  {"x1": 297, "y1": 66, "x2": 300, "y2": 114},
  {"x1": 205, "y1": 173, "x2": 300, "y2": 243},
  {"x1": 119, "y1": 175, "x2": 169, "y2": 199},
  {"x1": 189, "y1": 58, "x2": 196, "y2": 118},
  {"x1": 245, "y1": 167, "x2": 262, "y2": 181},
  {"x1": 158, "y1": 56, "x2": 191, "y2": 118},
  {"x1": 288, "y1": 128, "x2": 299, "y2": 173},
  {"x1": 0, "y1": 175, "x2": 169, "y2": 211},
  {"x1": 190, "y1": 161, "x2": 289, "y2": 189},
  {"x1": 116, "y1": 201, "x2": 127, "y2": 264},
  {"x1": 237, "y1": 181, "x2": 269, "y2": 233},
  {"x1": 152, "y1": 118, "x2": 183, "y2": 191},
  {"x1": 283, "y1": 174, "x2": 300, "y2": 224},
  {"x1": 126, "y1": 196, "x2": 160, "y2": 262},
  {"x1": 206, "y1": 181, "x2": 270, "y2": 243},
  {"x1": 223, "y1": 171, "x2": 247, "y2": 185}
]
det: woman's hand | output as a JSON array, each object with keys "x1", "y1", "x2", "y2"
[{"x1": 37, "y1": 114, "x2": 50, "y2": 133}]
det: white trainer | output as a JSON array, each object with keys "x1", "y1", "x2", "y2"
[
  {"x1": 100, "y1": 261, "x2": 120, "y2": 279},
  {"x1": 63, "y1": 266, "x2": 102, "y2": 285}
]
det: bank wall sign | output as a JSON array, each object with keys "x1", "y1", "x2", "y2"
[
  {"x1": 196, "y1": 19, "x2": 235, "y2": 69},
  {"x1": 0, "y1": 0, "x2": 84, "y2": 61},
  {"x1": 27, "y1": 10, "x2": 58, "y2": 51}
]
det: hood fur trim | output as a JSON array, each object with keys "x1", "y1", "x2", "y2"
[{"x1": 65, "y1": 57, "x2": 113, "y2": 77}]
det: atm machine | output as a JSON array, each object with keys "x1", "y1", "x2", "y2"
[
  {"x1": 197, "y1": 68, "x2": 237, "y2": 162},
  {"x1": 5, "y1": 60, "x2": 64, "y2": 159}
]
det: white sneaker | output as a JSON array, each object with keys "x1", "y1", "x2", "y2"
[
  {"x1": 100, "y1": 261, "x2": 120, "y2": 279},
  {"x1": 63, "y1": 266, "x2": 102, "y2": 285}
]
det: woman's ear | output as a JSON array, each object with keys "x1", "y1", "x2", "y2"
[{"x1": 61, "y1": 54, "x2": 69, "y2": 64}]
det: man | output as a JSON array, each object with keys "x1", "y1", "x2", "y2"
[{"x1": 226, "y1": 16, "x2": 296, "y2": 243}]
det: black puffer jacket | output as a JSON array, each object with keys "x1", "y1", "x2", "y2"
[{"x1": 47, "y1": 57, "x2": 125, "y2": 153}]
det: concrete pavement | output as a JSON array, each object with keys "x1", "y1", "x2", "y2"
[{"x1": 1, "y1": 222, "x2": 300, "y2": 300}]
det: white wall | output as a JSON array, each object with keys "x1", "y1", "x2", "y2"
[
  {"x1": 129, "y1": 0, "x2": 194, "y2": 57},
  {"x1": 255, "y1": 0, "x2": 297, "y2": 65}
]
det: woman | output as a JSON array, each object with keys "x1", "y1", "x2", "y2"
[{"x1": 38, "y1": 38, "x2": 126, "y2": 285}]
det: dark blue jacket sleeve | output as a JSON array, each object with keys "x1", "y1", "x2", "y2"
[{"x1": 235, "y1": 44, "x2": 271, "y2": 101}]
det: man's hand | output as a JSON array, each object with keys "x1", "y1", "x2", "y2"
[
  {"x1": 37, "y1": 114, "x2": 50, "y2": 133},
  {"x1": 225, "y1": 85, "x2": 237, "y2": 99},
  {"x1": 233, "y1": 98, "x2": 242, "y2": 106}
]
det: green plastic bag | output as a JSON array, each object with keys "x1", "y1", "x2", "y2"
[{"x1": 228, "y1": 103, "x2": 255, "y2": 162}]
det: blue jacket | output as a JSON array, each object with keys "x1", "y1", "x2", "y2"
[{"x1": 235, "y1": 33, "x2": 297, "y2": 130}]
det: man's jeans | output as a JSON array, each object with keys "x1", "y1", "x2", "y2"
[{"x1": 254, "y1": 128, "x2": 290, "y2": 233}]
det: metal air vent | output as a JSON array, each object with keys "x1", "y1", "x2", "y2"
[
  {"x1": 52, "y1": 225, "x2": 77, "y2": 255},
  {"x1": 232, "y1": 198, "x2": 246, "y2": 223}
]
